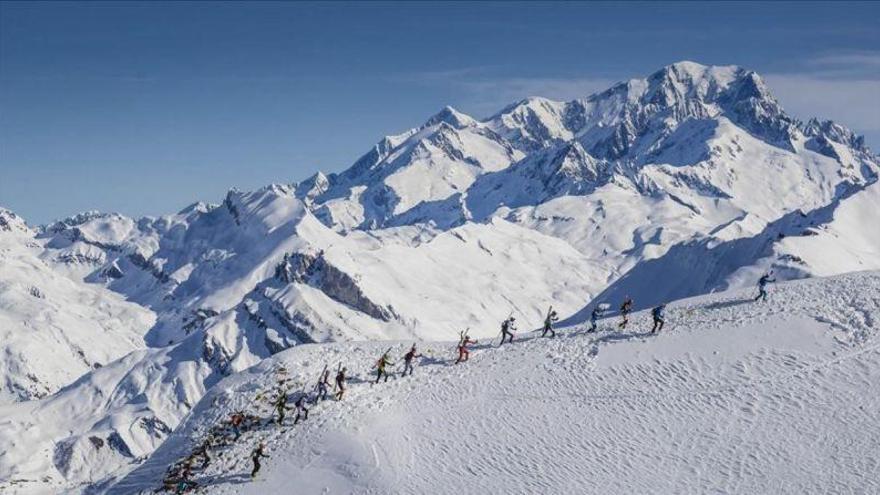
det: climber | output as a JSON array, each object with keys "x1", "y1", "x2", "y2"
[
  {"x1": 194, "y1": 436, "x2": 212, "y2": 469},
  {"x1": 293, "y1": 395, "x2": 309, "y2": 424},
  {"x1": 314, "y1": 368, "x2": 331, "y2": 403},
  {"x1": 176, "y1": 458, "x2": 194, "y2": 493},
  {"x1": 651, "y1": 303, "x2": 666, "y2": 333},
  {"x1": 229, "y1": 412, "x2": 244, "y2": 440},
  {"x1": 402, "y1": 344, "x2": 421, "y2": 376},
  {"x1": 374, "y1": 351, "x2": 394, "y2": 384},
  {"x1": 618, "y1": 296, "x2": 634, "y2": 329},
  {"x1": 754, "y1": 271, "x2": 776, "y2": 302},
  {"x1": 335, "y1": 367, "x2": 347, "y2": 401},
  {"x1": 456, "y1": 333, "x2": 477, "y2": 364},
  {"x1": 499, "y1": 316, "x2": 516, "y2": 345},
  {"x1": 250, "y1": 442, "x2": 270, "y2": 478},
  {"x1": 589, "y1": 305, "x2": 604, "y2": 333},
  {"x1": 273, "y1": 390, "x2": 288, "y2": 425},
  {"x1": 542, "y1": 306, "x2": 559, "y2": 338}
]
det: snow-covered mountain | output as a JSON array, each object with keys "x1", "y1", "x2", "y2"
[
  {"x1": 298, "y1": 61, "x2": 878, "y2": 313},
  {"x1": 1, "y1": 61, "x2": 878, "y2": 493},
  {"x1": 0, "y1": 209, "x2": 155, "y2": 403},
  {"x1": 0, "y1": 195, "x2": 600, "y2": 491}
]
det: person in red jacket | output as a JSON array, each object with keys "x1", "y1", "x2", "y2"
[{"x1": 455, "y1": 334, "x2": 477, "y2": 364}]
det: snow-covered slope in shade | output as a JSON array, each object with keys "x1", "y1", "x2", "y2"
[
  {"x1": 0, "y1": 209, "x2": 155, "y2": 403},
  {"x1": 110, "y1": 271, "x2": 880, "y2": 495}
]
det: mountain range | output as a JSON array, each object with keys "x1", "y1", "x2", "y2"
[{"x1": 0, "y1": 61, "x2": 878, "y2": 492}]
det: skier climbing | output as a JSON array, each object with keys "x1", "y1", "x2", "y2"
[
  {"x1": 402, "y1": 344, "x2": 421, "y2": 376},
  {"x1": 499, "y1": 317, "x2": 516, "y2": 345},
  {"x1": 754, "y1": 271, "x2": 776, "y2": 302},
  {"x1": 175, "y1": 478, "x2": 194, "y2": 495},
  {"x1": 542, "y1": 306, "x2": 559, "y2": 338},
  {"x1": 229, "y1": 412, "x2": 244, "y2": 440},
  {"x1": 250, "y1": 442, "x2": 270, "y2": 478},
  {"x1": 335, "y1": 367, "x2": 347, "y2": 401},
  {"x1": 456, "y1": 333, "x2": 477, "y2": 364},
  {"x1": 293, "y1": 395, "x2": 309, "y2": 424},
  {"x1": 314, "y1": 368, "x2": 331, "y2": 403},
  {"x1": 589, "y1": 305, "x2": 604, "y2": 333},
  {"x1": 618, "y1": 296, "x2": 634, "y2": 329},
  {"x1": 374, "y1": 352, "x2": 394, "y2": 384},
  {"x1": 273, "y1": 391, "x2": 288, "y2": 425},
  {"x1": 194, "y1": 436, "x2": 212, "y2": 469},
  {"x1": 651, "y1": 304, "x2": 666, "y2": 333},
  {"x1": 174, "y1": 459, "x2": 195, "y2": 493}
]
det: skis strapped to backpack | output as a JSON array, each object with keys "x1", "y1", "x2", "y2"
[
  {"x1": 312, "y1": 364, "x2": 328, "y2": 394},
  {"x1": 374, "y1": 346, "x2": 393, "y2": 367},
  {"x1": 332, "y1": 362, "x2": 342, "y2": 393}
]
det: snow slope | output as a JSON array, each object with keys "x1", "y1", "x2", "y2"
[{"x1": 109, "y1": 271, "x2": 880, "y2": 495}]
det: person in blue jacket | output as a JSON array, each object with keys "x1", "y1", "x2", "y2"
[
  {"x1": 754, "y1": 271, "x2": 776, "y2": 302},
  {"x1": 651, "y1": 304, "x2": 666, "y2": 333},
  {"x1": 589, "y1": 305, "x2": 604, "y2": 333}
]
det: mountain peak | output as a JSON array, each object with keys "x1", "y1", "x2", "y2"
[
  {"x1": 643, "y1": 61, "x2": 749, "y2": 103},
  {"x1": 801, "y1": 118, "x2": 869, "y2": 152},
  {"x1": 0, "y1": 207, "x2": 29, "y2": 234},
  {"x1": 424, "y1": 106, "x2": 476, "y2": 129},
  {"x1": 655, "y1": 61, "x2": 741, "y2": 83},
  {"x1": 295, "y1": 171, "x2": 330, "y2": 202}
]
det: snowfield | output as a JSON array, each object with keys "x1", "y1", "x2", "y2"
[{"x1": 109, "y1": 271, "x2": 880, "y2": 495}]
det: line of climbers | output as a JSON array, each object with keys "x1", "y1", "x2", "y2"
[{"x1": 161, "y1": 272, "x2": 776, "y2": 492}]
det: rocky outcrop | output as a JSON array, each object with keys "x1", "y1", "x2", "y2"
[
  {"x1": 275, "y1": 251, "x2": 393, "y2": 321},
  {"x1": 127, "y1": 252, "x2": 170, "y2": 283}
]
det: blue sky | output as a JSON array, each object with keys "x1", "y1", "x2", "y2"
[{"x1": 1, "y1": 1, "x2": 878, "y2": 223}]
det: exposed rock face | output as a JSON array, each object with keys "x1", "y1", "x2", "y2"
[{"x1": 275, "y1": 251, "x2": 393, "y2": 321}]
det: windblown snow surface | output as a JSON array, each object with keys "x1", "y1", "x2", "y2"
[{"x1": 110, "y1": 272, "x2": 880, "y2": 495}]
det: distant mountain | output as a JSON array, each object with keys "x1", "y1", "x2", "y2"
[
  {"x1": 302, "y1": 61, "x2": 875, "y2": 232},
  {"x1": 0, "y1": 61, "x2": 877, "y2": 492},
  {"x1": 0, "y1": 209, "x2": 154, "y2": 402}
]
